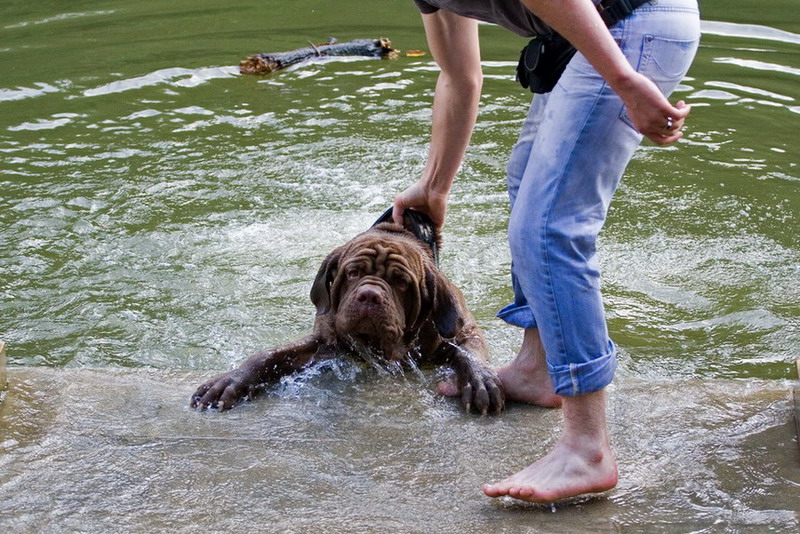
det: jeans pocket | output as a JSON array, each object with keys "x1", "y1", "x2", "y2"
[{"x1": 619, "y1": 34, "x2": 699, "y2": 129}]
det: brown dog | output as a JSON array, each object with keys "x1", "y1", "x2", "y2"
[{"x1": 190, "y1": 215, "x2": 504, "y2": 415}]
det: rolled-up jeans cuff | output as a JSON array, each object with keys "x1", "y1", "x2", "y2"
[
  {"x1": 496, "y1": 302, "x2": 537, "y2": 329},
  {"x1": 549, "y1": 341, "x2": 617, "y2": 396}
]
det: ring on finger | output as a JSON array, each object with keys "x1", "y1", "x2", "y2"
[{"x1": 664, "y1": 117, "x2": 674, "y2": 130}]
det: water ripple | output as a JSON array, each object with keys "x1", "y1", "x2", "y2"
[
  {"x1": 701, "y1": 20, "x2": 800, "y2": 45},
  {"x1": 7, "y1": 113, "x2": 85, "y2": 131},
  {"x1": 82, "y1": 66, "x2": 239, "y2": 97},
  {"x1": 0, "y1": 82, "x2": 65, "y2": 103},
  {"x1": 712, "y1": 57, "x2": 800, "y2": 77},
  {"x1": 3, "y1": 10, "x2": 115, "y2": 29}
]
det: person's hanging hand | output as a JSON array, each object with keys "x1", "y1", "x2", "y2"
[{"x1": 614, "y1": 71, "x2": 691, "y2": 145}]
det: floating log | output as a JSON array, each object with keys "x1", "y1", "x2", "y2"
[{"x1": 240, "y1": 38, "x2": 398, "y2": 75}]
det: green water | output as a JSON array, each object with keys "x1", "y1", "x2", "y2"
[
  {"x1": 1, "y1": 0, "x2": 798, "y2": 380},
  {"x1": 1, "y1": 1, "x2": 799, "y2": 532}
]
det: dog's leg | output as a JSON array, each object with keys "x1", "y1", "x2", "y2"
[
  {"x1": 190, "y1": 335, "x2": 322, "y2": 411},
  {"x1": 435, "y1": 335, "x2": 505, "y2": 415}
]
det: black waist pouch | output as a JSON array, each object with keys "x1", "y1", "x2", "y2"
[
  {"x1": 516, "y1": 0, "x2": 650, "y2": 94},
  {"x1": 516, "y1": 32, "x2": 577, "y2": 94}
]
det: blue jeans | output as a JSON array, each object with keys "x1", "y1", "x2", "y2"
[{"x1": 497, "y1": 0, "x2": 700, "y2": 396}]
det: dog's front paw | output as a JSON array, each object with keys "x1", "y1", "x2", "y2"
[
  {"x1": 190, "y1": 370, "x2": 258, "y2": 411},
  {"x1": 459, "y1": 367, "x2": 505, "y2": 416}
]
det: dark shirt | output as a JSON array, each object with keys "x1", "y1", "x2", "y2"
[{"x1": 412, "y1": 0, "x2": 550, "y2": 36}]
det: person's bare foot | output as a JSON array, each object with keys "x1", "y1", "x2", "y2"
[
  {"x1": 498, "y1": 328, "x2": 561, "y2": 407},
  {"x1": 437, "y1": 328, "x2": 560, "y2": 407},
  {"x1": 481, "y1": 437, "x2": 618, "y2": 502},
  {"x1": 482, "y1": 389, "x2": 617, "y2": 503}
]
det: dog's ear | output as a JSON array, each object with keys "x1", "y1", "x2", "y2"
[
  {"x1": 310, "y1": 249, "x2": 342, "y2": 315},
  {"x1": 423, "y1": 266, "x2": 461, "y2": 339}
]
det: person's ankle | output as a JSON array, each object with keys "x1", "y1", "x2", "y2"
[{"x1": 496, "y1": 363, "x2": 561, "y2": 407}]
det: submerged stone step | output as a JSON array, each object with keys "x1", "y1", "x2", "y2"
[
  {"x1": 0, "y1": 366, "x2": 797, "y2": 533},
  {"x1": 795, "y1": 357, "x2": 800, "y2": 448},
  {"x1": 0, "y1": 341, "x2": 6, "y2": 403}
]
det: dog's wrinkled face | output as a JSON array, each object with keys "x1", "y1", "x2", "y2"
[
  {"x1": 311, "y1": 226, "x2": 434, "y2": 360},
  {"x1": 333, "y1": 232, "x2": 427, "y2": 357}
]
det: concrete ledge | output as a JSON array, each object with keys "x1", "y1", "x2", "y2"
[{"x1": 0, "y1": 367, "x2": 797, "y2": 532}]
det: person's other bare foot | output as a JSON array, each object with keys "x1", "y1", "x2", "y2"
[
  {"x1": 482, "y1": 389, "x2": 617, "y2": 503},
  {"x1": 438, "y1": 328, "x2": 560, "y2": 407},
  {"x1": 497, "y1": 328, "x2": 561, "y2": 407}
]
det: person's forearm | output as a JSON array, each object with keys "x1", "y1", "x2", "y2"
[
  {"x1": 392, "y1": 11, "x2": 482, "y2": 227},
  {"x1": 520, "y1": 0, "x2": 637, "y2": 92},
  {"x1": 422, "y1": 71, "x2": 482, "y2": 198}
]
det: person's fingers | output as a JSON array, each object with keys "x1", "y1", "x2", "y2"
[
  {"x1": 664, "y1": 101, "x2": 689, "y2": 129},
  {"x1": 670, "y1": 101, "x2": 691, "y2": 130},
  {"x1": 673, "y1": 100, "x2": 691, "y2": 118},
  {"x1": 646, "y1": 128, "x2": 684, "y2": 146},
  {"x1": 644, "y1": 100, "x2": 691, "y2": 145},
  {"x1": 392, "y1": 195, "x2": 406, "y2": 225}
]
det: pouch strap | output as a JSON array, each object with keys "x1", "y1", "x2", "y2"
[{"x1": 597, "y1": 0, "x2": 650, "y2": 27}]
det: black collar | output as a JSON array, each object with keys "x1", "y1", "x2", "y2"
[{"x1": 372, "y1": 207, "x2": 439, "y2": 265}]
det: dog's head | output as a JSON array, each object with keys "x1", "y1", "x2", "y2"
[{"x1": 310, "y1": 222, "x2": 460, "y2": 360}]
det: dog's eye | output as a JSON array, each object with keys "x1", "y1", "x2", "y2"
[
  {"x1": 392, "y1": 274, "x2": 410, "y2": 291},
  {"x1": 346, "y1": 268, "x2": 360, "y2": 281}
]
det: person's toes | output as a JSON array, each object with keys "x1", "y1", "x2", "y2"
[{"x1": 436, "y1": 378, "x2": 459, "y2": 397}]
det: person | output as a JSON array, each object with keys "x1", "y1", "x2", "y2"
[{"x1": 392, "y1": 0, "x2": 700, "y2": 503}]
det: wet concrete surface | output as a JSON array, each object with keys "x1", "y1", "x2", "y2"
[
  {"x1": 1, "y1": 366, "x2": 798, "y2": 533},
  {"x1": 0, "y1": 341, "x2": 6, "y2": 401}
]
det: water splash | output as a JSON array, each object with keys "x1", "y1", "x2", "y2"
[{"x1": 346, "y1": 338, "x2": 427, "y2": 383}]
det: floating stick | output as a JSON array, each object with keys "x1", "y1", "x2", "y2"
[{"x1": 240, "y1": 38, "x2": 398, "y2": 75}]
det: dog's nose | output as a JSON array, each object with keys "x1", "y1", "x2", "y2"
[{"x1": 355, "y1": 285, "x2": 383, "y2": 307}]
